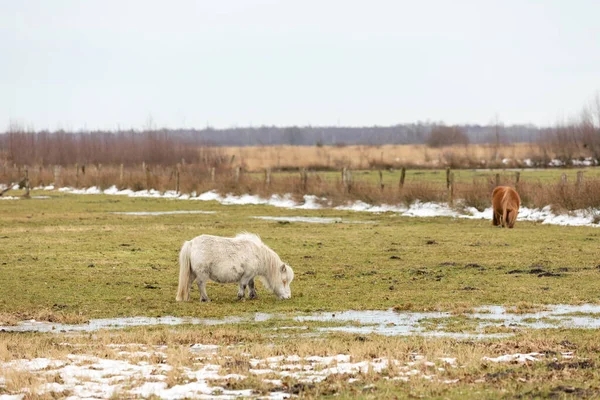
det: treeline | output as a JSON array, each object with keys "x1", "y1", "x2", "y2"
[
  {"x1": 0, "y1": 130, "x2": 226, "y2": 166},
  {"x1": 0, "y1": 123, "x2": 544, "y2": 167},
  {"x1": 146, "y1": 123, "x2": 541, "y2": 146}
]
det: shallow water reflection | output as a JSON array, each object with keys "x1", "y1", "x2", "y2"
[{"x1": 3, "y1": 304, "x2": 600, "y2": 337}]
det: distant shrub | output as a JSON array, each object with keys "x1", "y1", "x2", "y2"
[{"x1": 426, "y1": 126, "x2": 469, "y2": 148}]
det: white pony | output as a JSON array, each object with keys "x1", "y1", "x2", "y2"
[{"x1": 176, "y1": 232, "x2": 294, "y2": 302}]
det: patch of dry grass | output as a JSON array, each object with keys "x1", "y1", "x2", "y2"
[{"x1": 0, "y1": 310, "x2": 88, "y2": 327}]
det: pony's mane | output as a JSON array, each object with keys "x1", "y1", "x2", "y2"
[{"x1": 235, "y1": 232, "x2": 264, "y2": 246}]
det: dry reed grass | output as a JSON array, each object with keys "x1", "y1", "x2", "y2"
[{"x1": 224, "y1": 143, "x2": 554, "y2": 171}]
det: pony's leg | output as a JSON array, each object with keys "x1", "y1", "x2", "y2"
[
  {"x1": 492, "y1": 210, "x2": 500, "y2": 226},
  {"x1": 188, "y1": 271, "x2": 197, "y2": 299},
  {"x1": 237, "y1": 282, "x2": 247, "y2": 300},
  {"x1": 248, "y1": 278, "x2": 258, "y2": 299},
  {"x1": 197, "y1": 280, "x2": 210, "y2": 302},
  {"x1": 507, "y1": 210, "x2": 515, "y2": 228}
]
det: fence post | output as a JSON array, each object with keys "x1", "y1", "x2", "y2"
[
  {"x1": 346, "y1": 169, "x2": 352, "y2": 192},
  {"x1": 210, "y1": 167, "x2": 215, "y2": 183},
  {"x1": 379, "y1": 170, "x2": 384, "y2": 191},
  {"x1": 448, "y1": 171, "x2": 454, "y2": 205},
  {"x1": 515, "y1": 171, "x2": 520, "y2": 186},
  {"x1": 53, "y1": 165, "x2": 61, "y2": 188},
  {"x1": 342, "y1": 167, "x2": 352, "y2": 192},
  {"x1": 23, "y1": 166, "x2": 30, "y2": 198},
  {"x1": 142, "y1": 161, "x2": 146, "y2": 173},
  {"x1": 446, "y1": 167, "x2": 451, "y2": 189},
  {"x1": 175, "y1": 168, "x2": 180, "y2": 194},
  {"x1": 235, "y1": 166, "x2": 241, "y2": 184},
  {"x1": 145, "y1": 165, "x2": 151, "y2": 189},
  {"x1": 576, "y1": 171, "x2": 583, "y2": 192},
  {"x1": 399, "y1": 167, "x2": 406, "y2": 188},
  {"x1": 495, "y1": 173, "x2": 500, "y2": 187},
  {"x1": 119, "y1": 164, "x2": 124, "y2": 186},
  {"x1": 561, "y1": 173, "x2": 567, "y2": 185},
  {"x1": 300, "y1": 168, "x2": 308, "y2": 191},
  {"x1": 265, "y1": 168, "x2": 271, "y2": 187}
]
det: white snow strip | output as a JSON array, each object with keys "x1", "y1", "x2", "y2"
[
  {"x1": 482, "y1": 352, "x2": 541, "y2": 363},
  {"x1": 0, "y1": 395, "x2": 25, "y2": 400}
]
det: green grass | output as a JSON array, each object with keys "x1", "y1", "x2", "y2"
[
  {"x1": 1, "y1": 191, "x2": 599, "y2": 321},
  {"x1": 248, "y1": 166, "x2": 600, "y2": 186}
]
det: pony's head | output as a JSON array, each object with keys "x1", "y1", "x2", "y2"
[{"x1": 273, "y1": 263, "x2": 294, "y2": 300}]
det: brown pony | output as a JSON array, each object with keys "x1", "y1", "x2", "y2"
[{"x1": 492, "y1": 186, "x2": 521, "y2": 228}]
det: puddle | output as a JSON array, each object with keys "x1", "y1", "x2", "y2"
[
  {"x1": 112, "y1": 210, "x2": 216, "y2": 216},
  {"x1": 3, "y1": 305, "x2": 600, "y2": 337},
  {"x1": 251, "y1": 216, "x2": 376, "y2": 224},
  {"x1": 295, "y1": 309, "x2": 508, "y2": 339},
  {"x1": 471, "y1": 304, "x2": 600, "y2": 329},
  {"x1": 0, "y1": 315, "x2": 246, "y2": 333}
]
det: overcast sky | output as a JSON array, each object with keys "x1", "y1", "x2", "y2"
[{"x1": 1, "y1": 0, "x2": 599, "y2": 130}]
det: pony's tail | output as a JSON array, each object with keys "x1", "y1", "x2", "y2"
[{"x1": 176, "y1": 240, "x2": 192, "y2": 301}]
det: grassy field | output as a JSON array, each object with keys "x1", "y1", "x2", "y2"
[
  {"x1": 1, "y1": 192, "x2": 600, "y2": 398},
  {"x1": 249, "y1": 166, "x2": 600, "y2": 186}
]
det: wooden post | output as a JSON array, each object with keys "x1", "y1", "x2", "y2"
[
  {"x1": 235, "y1": 166, "x2": 241, "y2": 184},
  {"x1": 515, "y1": 171, "x2": 520, "y2": 185},
  {"x1": 210, "y1": 167, "x2": 215, "y2": 183},
  {"x1": 341, "y1": 167, "x2": 347, "y2": 187},
  {"x1": 265, "y1": 168, "x2": 271, "y2": 186},
  {"x1": 175, "y1": 168, "x2": 180, "y2": 194},
  {"x1": 145, "y1": 165, "x2": 151, "y2": 189},
  {"x1": 53, "y1": 165, "x2": 61, "y2": 187},
  {"x1": 379, "y1": 170, "x2": 384, "y2": 191},
  {"x1": 119, "y1": 164, "x2": 124, "y2": 185},
  {"x1": 346, "y1": 169, "x2": 352, "y2": 192},
  {"x1": 495, "y1": 173, "x2": 500, "y2": 187},
  {"x1": 446, "y1": 167, "x2": 451, "y2": 189},
  {"x1": 399, "y1": 167, "x2": 406, "y2": 188},
  {"x1": 561, "y1": 173, "x2": 567, "y2": 185},
  {"x1": 576, "y1": 171, "x2": 583, "y2": 192},
  {"x1": 23, "y1": 166, "x2": 30, "y2": 198},
  {"x1": 300, "y1": 168, "x2": 308, "y2": 191},
  {"x1": 448, "y1": 172, "x2": 455, "y2": 205},
  {"x1": 81, "y1": 164, "x2": 85, "y2": 175},
  {"x1": 142, "y1": 161, "x2": 146, "y2": 173}
]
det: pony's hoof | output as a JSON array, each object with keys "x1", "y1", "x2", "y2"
[
  {"x1": 201, "y1": 298, "x2": 211, "y2": 303},
  {"x1": 249, "y1": 291, "x2": 258, "y2": 300}
]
